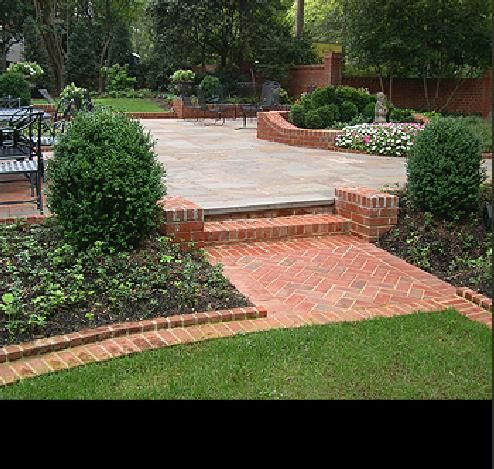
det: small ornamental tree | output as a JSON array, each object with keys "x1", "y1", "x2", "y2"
[
  {"x1": 48, "y1": 109, "x2": 166, "y2": 250},
  {"x1": 407, "y1": 118, "x2": 485, "y2": 219}
]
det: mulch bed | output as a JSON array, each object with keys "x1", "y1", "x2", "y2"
[
  {"x1": 378, "y1": 191, "x2": 492, "y2": 298},
  {"x1": 0, "y1": 222, "x2": 251, "y2": 347}
]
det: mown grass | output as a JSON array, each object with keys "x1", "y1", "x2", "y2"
[
  {"x1": 0, "y1": 310, "x2": 491, "y2": 400},
  {"x1": 32, "y1": 98, "x2": 166, "y2": 113}
]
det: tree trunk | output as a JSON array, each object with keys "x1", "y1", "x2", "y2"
[
  {"x1": 0, "y1": 44, "x2": 7, "y2": 72},
  {"x1": 98, "y1": 36, "x2": 112, "y2": 93},
  {"x1": 423, "y1": 74, "x2": 431, "y2": 111},
  {"x1": 33, "y1": 0, "x2": 66, "y2": 94},
  {"x1": 388, "y1": 75, "x2": 393, "y2": 103},
  {"x1": 295, "y1": 0, "x2": 305, "y2": 37}
]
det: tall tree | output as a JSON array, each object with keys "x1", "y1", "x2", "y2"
[
  {"x1": 341, "y1": 0, "x2": 492, "y2": 107},
  {"x1": 295, "y1": 0, "x2": 304, "y2": 37}
]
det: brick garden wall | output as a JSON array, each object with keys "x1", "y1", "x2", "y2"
[
  {"x1": 342, "y1": 71, "x2": 492, "y2": 118},
  {"x1": 288, "y1": 52, "x2": 343, "y2": 97}
]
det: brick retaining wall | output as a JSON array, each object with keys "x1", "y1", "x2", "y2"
[{"x1": 257, "y1": 111, "x2": 340, "y2": 149}]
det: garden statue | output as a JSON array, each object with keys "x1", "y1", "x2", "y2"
[{"x1": 375, "y1": 92, "x2": 387, "y2": 123}]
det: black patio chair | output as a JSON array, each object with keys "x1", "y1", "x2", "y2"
[
  {"x1": 239, "y1": 81, "x2": 281, "y2": 128},
  {"x1": 0, "y1": 111, "x2": 44, "y2": 213},
  {"x1": 38, "y1": 99, "x2": 74, "y2": 148},
  {"x1": 200, "y1": 86, "x2": 226, "y2": 125}
]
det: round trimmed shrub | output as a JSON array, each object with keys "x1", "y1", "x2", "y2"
[
  {"x1": 308, "y1": 86, "x2": 336, "y2": 109},
  {"x1": 289, "y1": 103, "x2": 305, "y2": 128},
  {"x1": 304, "y1": 109, "x2": 324, "y2": 129},
  {"x1": 362, "y1": 102, "x2": 376, "y2": 120},
  {"x1": 0, "y1": 72, "x2": 30, "y2": 105},
  {"x1": 48, "y1": 108, "x2": 166, "y2": 250},
  {"x1": 407, "y1": 118, "x2": 485, "y2": 219},
  {"x1": 339, "y1": 101, "x2": 358, "y2": 122},
  {"x1": 317, "y1": 104, "x2": 340, "y2": 128}
]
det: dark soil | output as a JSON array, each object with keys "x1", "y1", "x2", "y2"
[
  {"x1": 378, "y1": 190, "x2": 492, "y2": 298},
  {"x1": 0, "y1": 222, "x2": 251, "y2": 346}
]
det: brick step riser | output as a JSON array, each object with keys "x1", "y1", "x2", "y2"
[
  {"x1": 204, "y1": 220, "x2": 351, "y2": 245},
  {"x1": 205, "y1": 205, "x2": 335, "y2": 222}
]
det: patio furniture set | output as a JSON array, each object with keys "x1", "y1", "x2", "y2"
[
  {"x1": 0, "y1": 92, "x2": 92, "y2": 214},
  {"x1": 181, "y1": 80, "x2": 282, "y2": 128}
]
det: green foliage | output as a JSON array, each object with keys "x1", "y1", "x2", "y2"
[
  {"x1": 389, "y1": 107, "x2": 417, "y2": 123},
  {"x1": 289, "y1": 103, "x2": 305, "y2": 127},
  {"x1": 65, "y1": 17, "x2": 100, "y2": 90},
  {"x1": 101, "y1": 64, "x2": 137, "y2": 92},
  {"x1": 59, "y1": 82, "x2": 88, "y2": 109},
  {"x1": 317, "y1": 104, "x2": 340, "y2": 128},
  {"x1": 0, "y1": 224, "x2": 246, "y2": 343},
  {"x1": 7, "y1": 61, "x2": 44, "y2": 80},
  {"x1": 451, "y1": 115, "x2": 492, "y2": 153},
  {"x1": 407, "y1": 118, "x2": 485, "y2": 219},
  {"x1": 198, "y1": 74, "x2": 221, "y2": 100},
  {"x1": 339, "y1": 101, "x2": 358, "y2": 122},
  {"x1": 342, "y1": 0, "x2": 492, "y2": 109},
  {"x1": 0, "y1": 72, "x2": 30, "y2": 105},
  {"x1": 362, "y1": 102, "x2": 376, "y2": 120},
  {"x1": 289, "y1": 85, "x2": 374, "y2": 129},
  {"x1": 171, "y1": 70, "x2": 195, "y2": 82},
  {"x1": 304, "y1": 109, "x2": 324, "y2": 129},
  {"x1": 47, "y1": 109, "x2": 165, "y2": 250}
]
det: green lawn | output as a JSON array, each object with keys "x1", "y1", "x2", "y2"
[
  {"x1": 0, "y1": 310, "x2": 491, "y2": 400},
  {"x1": 32, "y1": 98, "x2": 166, "y2": 113}
]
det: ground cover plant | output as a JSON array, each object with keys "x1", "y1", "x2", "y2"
[
  {"x1": 0, "y1": 222, "x2": 250, "y2": 347},
  {"x1": 335, "y1": 122, "x2": 425, "y2": 157},
  {"x1": 0, "y1": 310, "x2": 491, "y2": 400},
  {"x1": 378, "y1": 186, "x2": 492, "y2": 297}
]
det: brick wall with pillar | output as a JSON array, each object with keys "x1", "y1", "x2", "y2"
[
  {"x1": 335, "y1": 187, "x2": 399, "y2": 242},
  {"x1": 288, "y1": 52, "x2": 343, "y2": 96},
  {"x1": 158, "y1": 196, "x2": 205, "y2": 247}
]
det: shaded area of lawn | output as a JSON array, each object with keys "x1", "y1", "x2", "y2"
[{"x1": 0, "y1": 310, "x2": 491, "y2": 400}]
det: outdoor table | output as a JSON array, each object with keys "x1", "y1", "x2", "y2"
[{"x1": 0, "y1": 108, "x2": 51, "y2": 122}]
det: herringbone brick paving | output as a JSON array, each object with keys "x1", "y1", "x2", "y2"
[{"x1": 0, "y1": 234, "x2": 490, "y2": 387}]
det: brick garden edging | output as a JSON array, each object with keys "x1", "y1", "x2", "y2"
[
  {"x1": 0, "y1": 306, "x2": 267, "y2": 364},
  {"x1": 456, "y1": 287, "x2": 493, "y2": 312}
]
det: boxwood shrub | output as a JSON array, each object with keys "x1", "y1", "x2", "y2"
[
  {"x1": 407, "y1": 117, "x2": 485, "y2": 219},
  {"x1": 48, "y1": 108, "x2": 166, "y2": 250},
  {"x1": 288, "y1": 85, "x2": 375, "y2": 129},
  {"x1": 0, "y1": 72, "x2": 30, "y2": 105}
]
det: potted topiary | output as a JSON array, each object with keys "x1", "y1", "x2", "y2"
[{"x1": 170, "y1": 69, "x2": 196, "y2": 97}]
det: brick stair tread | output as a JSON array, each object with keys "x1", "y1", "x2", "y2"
[{"x1": 204, "y1": 214, "x2": 349, "y2": 232}]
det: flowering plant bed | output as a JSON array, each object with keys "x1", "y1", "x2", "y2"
[
  {"x1": 0, "y1": 222, "x2": 250, "y2": 347},
  {"x1": 335, "y1": 122, "x2": 425, "y2": 157}
]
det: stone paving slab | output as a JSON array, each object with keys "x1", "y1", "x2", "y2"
[{"x1": 142, "y1": 119, "x2": 492, "y2": 209}]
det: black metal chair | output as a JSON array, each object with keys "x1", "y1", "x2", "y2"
[
  {"x1": 39, "y1": 99, "x2": 74, "y2": 148},
  {"x1": 0, "y1": 111, "x2": 44, "y2": 213},
  {"x1": 239, "y1": 81, "x2": 281, "y2": 128}
]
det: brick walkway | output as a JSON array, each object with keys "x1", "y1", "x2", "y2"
[
  {"x1": 0, "y1": 234, "x2": 490, "y2": 387},
  {"x1": 206, "y1": 236, "x2": 491, "y2": 323}
]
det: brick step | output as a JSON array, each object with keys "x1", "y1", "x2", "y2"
[{"x1": 204, "y1": 214, "x2": 350, "y2": 245}]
